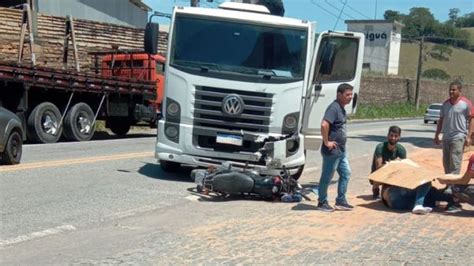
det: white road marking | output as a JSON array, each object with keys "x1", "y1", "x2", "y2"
[
  {"x1": 0, "y1": 224, "x2": 76, "y2": 248},
  {"x1": 105, "y1": 205, "x2": 161, "y2": 219},
  {"x1": 185, "y1": 195, "x2": 202, "y2": 201}
]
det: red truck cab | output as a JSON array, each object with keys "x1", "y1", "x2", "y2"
[{"x1": 100, "y1": 53, "x2": 165, "y2": 114}]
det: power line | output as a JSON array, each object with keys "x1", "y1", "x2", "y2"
[
  {"x1": 310, "y1": 0, "x2": 340, "y2": 18},
  {"x1": 323, "y1": 0, "x2": 358, "y2": 21},
  {"x1": 333, "y1": 0, "x2": 348, "y2": 30},
  {"x1": 339, "y1": 0, "x2": 369, "y2": 19}
]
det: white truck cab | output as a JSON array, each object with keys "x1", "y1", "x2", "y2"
[{"x1": 155, "y1": 2, "x2": 364, "y2": 177}]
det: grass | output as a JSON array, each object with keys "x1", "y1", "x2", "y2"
[
  {"x1": 94, "y1": 120, "x2": 107, "y2": 131},
  {"x1": 398, "y1": 41, "x2": 474, "y2": 83},
  {"x1": 463, "y1": 27, "x2": 474, "y2": 47},
  {"x1": 350, "y1": 102, "x2": 428, "y2": 120}
]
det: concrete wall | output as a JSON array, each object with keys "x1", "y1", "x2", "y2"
[
  {"x1": 37, "y1": 0, "x2": 148, "y2": 28},
  {"x1": 0, "y1": 7, "x2": 168, "y2": 71},
  {"x1": 360, "y1": 76, "x2": 474, "y2": 105}
]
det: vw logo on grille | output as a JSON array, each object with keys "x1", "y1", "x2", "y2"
[{"x1": 222, "y1": 94, "x2": 244, "y2": 116}]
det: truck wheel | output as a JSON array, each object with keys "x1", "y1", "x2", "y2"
[
  {"x1": 1, "y1": 130, "x2": 22, "y2": 165},
  {"x1": 107, "y1": 118, "x2": 131, "y2": 136},
  {"x1": 27, "y1": 102, "x2": 62, "y2": 143},
  {"x1": 160, "y1": 160, "x2": 180, "y2": 172},
  {"x1": 63, "y1": 103, "x2": 95, "y2": 141}
]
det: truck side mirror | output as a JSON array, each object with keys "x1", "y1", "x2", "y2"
[
  {"x1": 144, "y1": 22, "x2": 159, "y2": 54},
  {"x1": 314, "y1": 84, "x2": 322, "y2": 92},
  {"x1": 319, "y1": 42, "x2": 336, "y2": 75}
]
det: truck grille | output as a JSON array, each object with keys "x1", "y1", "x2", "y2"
[{"x1": 193, "y1": 86, "x2": 273, "y2": 133}]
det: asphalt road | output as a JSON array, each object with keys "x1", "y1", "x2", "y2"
[{"x1": 2, "y1": 119, "x2": 458, "y2": 264}]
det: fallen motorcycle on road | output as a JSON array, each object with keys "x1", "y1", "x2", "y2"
[{"x1": 191, "y1": 162, "x2": 305, "y2": 202}]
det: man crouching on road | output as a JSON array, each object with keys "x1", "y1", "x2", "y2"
[
  {"x1": 370, "y1": 126, "x2": 407, "y2": 199},
  {"x1": 317, "y1": 83, "x2": 354, "y2": 212}
]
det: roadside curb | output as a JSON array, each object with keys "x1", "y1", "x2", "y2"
[{"x1": 348, "y1": 116, "x2": 423, "y2": 124}]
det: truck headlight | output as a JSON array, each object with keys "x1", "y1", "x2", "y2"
[
  {"x1": 167, "y1": 101, "x2": 180, "y2": 116},
  {"x1": 284, "y1": 115, "x2": 297, "y2": 129},
  {"x1": 282, "y1": 112, "x2": 299, "y2": 134},
  {"x1": 164, "y1": 123, "x2": 179, "y2": 143},
  {"x1": 286, "y1": 139, "x2": 299, "y2": 153},
  {"x1": 165, "y1": 124, "x2": 179, "y2": 138}
]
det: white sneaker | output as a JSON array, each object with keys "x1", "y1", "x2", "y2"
[{"x1": 412, "y1": 205, "x2": 432, "y2": 215}]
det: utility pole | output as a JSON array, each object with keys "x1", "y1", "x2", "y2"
[
  {"x1": 374, "y1": 0, "x2": 377, "y2": 19},
  {"x1": 191, "y1": 0, "x2": 199, "y2": 7},
  {"x1": 415, "y1": 36, "x2": 424, "y2": 110}
]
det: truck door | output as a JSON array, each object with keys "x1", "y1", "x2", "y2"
[{"x1": 301, "y1": 31, "x2": 365, "y2": 150}]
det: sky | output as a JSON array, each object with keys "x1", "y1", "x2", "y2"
[{"x1": 143, "y1": 0, "x2": 473, "y2": 31}]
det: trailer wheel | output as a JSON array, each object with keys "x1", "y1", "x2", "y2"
[
  {"x1": 63, "y1": 103, "x2": 95, "y2": 142},
  {"x1": 107, "y1": 117, "x2": 131, "y2": 136},
  {"x1": 1, "y1": 130, "x2": 22, "y2": 165},
  {"x1": 27, "y1": 102, "x2": 62, "y2": 143},
  {"x1": 160, "y1": 160, "x2": 180, "y2": 172}
]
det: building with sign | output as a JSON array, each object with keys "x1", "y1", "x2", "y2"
[{"x1": 345, "y1": 20, "x2": 404, "y2": 75}]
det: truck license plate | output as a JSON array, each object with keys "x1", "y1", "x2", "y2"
[{"x1": 216, "y1": 134, "x2": 243, "y2": 146}]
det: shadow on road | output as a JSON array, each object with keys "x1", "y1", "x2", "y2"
[
  {"x1": 91, "y1": 131, "x2": 156, "y2": 141},
  {"x1": 292, "y1": 203, "x2": 318, "y2": 211},
  {"x1": 348, "y1": 134, "x2": 439, "y2": 149},
  {"x1": 24, "y1": 131, "x2": 156, "y2": 144},
  {"x1": 138, "y1": 163, "x2": 194, "y2": 182},
  {"x1": 185, "y1": 187, "x2": 272, "y2": 202}
]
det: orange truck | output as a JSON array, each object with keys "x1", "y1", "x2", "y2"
[
  {"x1": 0, "y1": 50, "x2": 165, "y2": 143},
  {"x1": 101, "y1": 52, "x2": 166, "y2": 115}
]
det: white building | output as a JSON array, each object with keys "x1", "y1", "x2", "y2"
[{"x1": 345, "y1": 20, "x2": 404, "y2": 75}]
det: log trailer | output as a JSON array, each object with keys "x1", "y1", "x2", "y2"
[{"x1": 0, "y1": 5, "x2": 164, "y2": 143}]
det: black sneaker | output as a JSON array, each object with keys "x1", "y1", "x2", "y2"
[
  {"x1": 445, "y1": 203, "x2": 462, "y2": 213},
  {"x1": 317, "y1": 201, "x2": 335, "y2": 212},
  {"x1": 335, "y1": 200, "x2": 354, "y2": 211}
]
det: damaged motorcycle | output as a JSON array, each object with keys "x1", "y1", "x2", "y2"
[{"x1": 191, "y1": 134, "x2": 307, "y2": 202}]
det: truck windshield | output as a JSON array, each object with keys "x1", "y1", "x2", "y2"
[{"x1": 170, "y1": 15, "x2": 308, "y2": 81}]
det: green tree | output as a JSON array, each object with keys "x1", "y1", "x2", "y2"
[
  {"x1": 430, "y1": 44, "x2": 453, "y2": 61},
  {"x1": 256, "y1": 0, "x2": 284, "y2": 16},
  {"x1": 402, "y1": 7, "x2": 437, "y2": 38},
  {"x1": 456, "y1": 12, "x2": 474, "y2": 27},
  {"x1": 384, "y1": 10, "x2": 403, "y2": 22},
  {"x1": 422, "y1": 68, "x2": 450, "y2": 80},
  {"x1": 448, "y1": 8, "x2": 460, "y2": 25}
]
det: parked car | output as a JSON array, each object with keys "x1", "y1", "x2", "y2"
[
  {"x1": 424, "y1": 103, "x2": 442, "y2": 124},
  {"x1": 0, "y1": 107, "x2": 24, "y2": 164}
]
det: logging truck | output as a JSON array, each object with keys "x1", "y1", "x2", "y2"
[{"x1": 0, "y1": 5, "x2": 164, "y2": 143}]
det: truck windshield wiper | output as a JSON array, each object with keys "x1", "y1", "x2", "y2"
[
  {"x1": 257, "y1": 69, "x2": 276, "y2": 79},
  {"x1": 174, "y1": 60, "x2": 220, "y2": 72}
]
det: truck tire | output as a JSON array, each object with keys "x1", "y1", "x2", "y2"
[
  {"x1": 27, "y1": 102, "x2": 62, "y2": 143},
  {"x1": 160, "y1": 160, "x2": 180, "y2": 172},
  {"x1": 63, "y1": 103, "x2": 95, "y2": 142},
  {"x1": 107, "y1": 117, "x2": 131, "y2": 136},
  {"x1": 1, "y1": 130, "x2": 22, "y2": 165}
]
